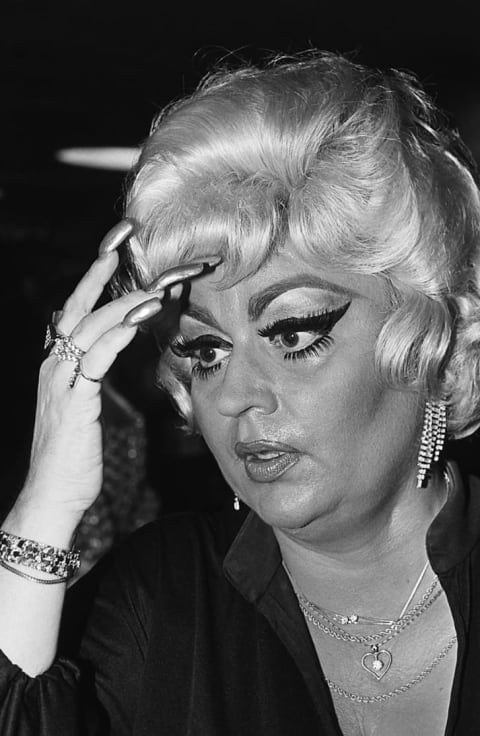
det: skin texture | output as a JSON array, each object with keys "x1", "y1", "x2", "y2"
[{"x1": 175, "y1": 250, "x2": 429, "y2": 556}]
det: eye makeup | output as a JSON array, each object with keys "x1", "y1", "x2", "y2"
[
  {"x1": 168, "y1": 300, "x2": 351, "y2": 378},
  {"x1": 256, "y1": 301, "x2": 350, "y2": 362},
  {"x1": 257, "y1": 302, "x2": 351, "y2": 341},
  {"x1": 170, "y1": 334, "x2": 231, "y2": 359}
]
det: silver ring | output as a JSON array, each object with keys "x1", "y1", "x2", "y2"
[
  {"x1": 79, "y1": 365, "x2": 103, "y2": 384},
  {"x1": 69, "y1": 361, "x2": 103, "y2": 389},
  {"x1": 50, "y1": 335, "x2": 85, "y2": 363},
  {"x1": 44, "y1": 311, "x2": 66, "y2": 352}
]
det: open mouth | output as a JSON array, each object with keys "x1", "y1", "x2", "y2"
[{"x1": 235, "y1": 441, "x2": 300, "y2": 483}]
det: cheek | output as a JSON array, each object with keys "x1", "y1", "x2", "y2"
[
  {"x1": 287, "y1": 348, "x2": 386, "y2": 439},
  {"x1": 191, "y1": 391, "x2": 226, "y2": 446}
]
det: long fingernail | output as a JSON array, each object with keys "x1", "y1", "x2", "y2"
[
  {"x1": 204, "y1": 255, "x2": 222, "y2": 267},
  {"x1": 146, "y1": 256, "x2": 222, "y2": 293},
  {"x1": 98, "y1": 218, "x2": 136, "y2": 256},
  {"x1": 122, "y1": 297, "x2": 162, "y2": 327}
]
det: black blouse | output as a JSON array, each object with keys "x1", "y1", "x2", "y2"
[{"x1": 1, "y1": 461, "x2": 480, "y2": 735}]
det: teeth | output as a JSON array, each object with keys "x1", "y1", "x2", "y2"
[{"x1": 254, "y1": 451, "x2": 282, "y2": 460}]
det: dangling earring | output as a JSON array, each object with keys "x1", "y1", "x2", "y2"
[
  {"x1": 233, "y1": 493, "x2": 240, "y2": 511},
  {"x1": 416, "y1": 399, "x2": 447, "y2": 488}
]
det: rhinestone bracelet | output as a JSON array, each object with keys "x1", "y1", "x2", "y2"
[{"x1": 0, "y1": 530, "x2": 81, "y2": 579}]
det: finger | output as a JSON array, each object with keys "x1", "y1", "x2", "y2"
[
  {"x1": 58, "y1": 218, "x2": 135, "y2": 334},
  {"x1": 58, "y1": 251, "x2": 120, "y2": 336},
  {"x1": 98, "y1": 218, "x2": 135, "y2": 256},
  {"x1": 68, "y1": 277, "x2": 186, "y2": 353},
  {"x1": 122, "y1": 297, "x2": 163, "y2": 327},
  {"x1": 146, "y1": 255, "x2": 222, "y2": 292},
  {"x1": 69, "y1": 290, "x2": 165, "y2": 349},
  {"x1": 71, "y1": 317, "x2": 154, "y2": 392}
]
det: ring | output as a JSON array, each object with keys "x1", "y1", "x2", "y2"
[
  {"x1": 51, "y1": 335, "x2": 85, "y2": 363},
  {"x1": 44, "y1": 310, "x2": 66, "y2": 352},
  {"x1": 69, "y1": 361, "x2": 103, "y2": 389}
]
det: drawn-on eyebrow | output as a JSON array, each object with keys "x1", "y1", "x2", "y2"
[
  {"x1": 247, "y1": 275, "x2": 356, "y2": 321},
  {"x1": 183, "y1": 304, "x2": 223, "y2": 330},
  {"x1": 183, "y1": 274, "x2": 356, "y2": 328}
]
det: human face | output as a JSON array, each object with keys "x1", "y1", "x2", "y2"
[{"x1": 172, "y1": 251, "x2": 422, "y2": 539}]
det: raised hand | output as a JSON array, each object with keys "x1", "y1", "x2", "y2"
[{"x1": 16, "y1": 220, "x2": 220, "y2": 529}]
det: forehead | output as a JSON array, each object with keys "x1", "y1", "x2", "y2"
[{"x1": 189, "y1": 251, "x2": 389, "y2": 314}]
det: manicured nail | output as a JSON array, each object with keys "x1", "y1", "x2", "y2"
[
  {"x1": 146, "y1": 256, "x2": 222, "y2": 293},
  {"x1": 122, "y1": 297, "x2": 162, "y2": 327},
  {"x1": 169, "y1": 283, "x2": 184, "y2": 300},
  {"x1": 98, "y1": 218, "x2": 135, "y2": 256},
  {"x1": 203, "y1": 255, "x2": 222, "y2": 267}
]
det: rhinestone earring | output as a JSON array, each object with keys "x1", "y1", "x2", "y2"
[
  {"x1": 233, "y1": 494, "x2": 240, "y2": 511},
  {"x1": 416, "y1": 400, "x2": 447, "y2": 488}
]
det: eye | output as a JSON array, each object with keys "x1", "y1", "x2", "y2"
[
  {"x1": 193, "y1": 345, "x2": 230, "y2": 377},
  {"x1": 269, "y1": 330, "x2": 321, "y2": 351},
  {"x1": 170, "y1": 335, "x2": 231, "y2": 379},
  {"x1": 257, "y1": 303, "x2": 350, "y2": 361}
]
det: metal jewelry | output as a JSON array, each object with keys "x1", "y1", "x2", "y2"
[
  {"x1": 44, "y1": 323, "x2": 66, "y2": 352},
  {"x1": 69, "y1": 361, "x2": 103, "y2": 388},
  {"x1": 417, "y1": 400, "x2": 447, "y2": 488},
  {"x1": 0, "y1": 558, "x2": 69, "y2": 585},
  {"x1": 285, "y1": 557, "x2": 441, "y2": 682},
  {"x1": 294, "y1": 560, "x2": 430, "y2": 629},
  {"x1": 233, "y1": 494, "x2": 240, "y2": 511},
  {"x1": 44, "y1": 327, "x2": 86, "y2": 389},
  {"x1": 298, "y1": 578, "x2": 441, "y2": 681},
  {"x1": 326, "y1": 634, "x2": 457, "y2": 704},
  {"x1": 0, "y1": 529, "x2": 81, "y2": 580},
  {"x1": 51, "y1": 335, "x2": 85, "y2": 364},
  {"x1": 44, "y1": 310, "x2": 65, "y2": 351}
]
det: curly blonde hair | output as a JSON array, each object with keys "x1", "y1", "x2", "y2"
[{"x1": 118, "y1": 51, "x2": 480, "y2": 438}]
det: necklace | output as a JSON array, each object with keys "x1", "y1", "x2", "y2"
[
  {"x1": 299, "y1": 582, "x2": 442, "y2": 680},
  {"x1": 290, "y1": 560, "x2": 431, "y2": 628},
  {"x1": 326, "y1": 634, "x2": 457, "y2": 704},
  {"x1": 284, "y1": 561, "x2": 442, "y2": 681}
]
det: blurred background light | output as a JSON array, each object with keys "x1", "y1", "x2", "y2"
[{"x1": 55, "y1": 146, "x2": 140, "y2": 171}]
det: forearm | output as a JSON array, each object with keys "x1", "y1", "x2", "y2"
[{"x1": 0, "y1": 496, "x2": 81, "y2": 676}]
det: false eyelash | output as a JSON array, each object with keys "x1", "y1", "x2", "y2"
[
  {"x1": 283, "y1": 334, "x2": 334, "y2": 361},
  {"x1": 257, "y1": 302, "x2": 351, "y2": 339},
  {"x1": 169, "y1": 334, "x2": 231, "y2": 358},
  {"x1": 191, "y1": 362, "x2": 222, "y2": 380}
]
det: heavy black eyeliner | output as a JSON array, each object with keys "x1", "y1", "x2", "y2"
[
  {"x1": 257, "y1": 301, "x2": 351, "y2": 338},
  {"x1": 170, "y1": 334, "x2": 232, "y2": 358}
]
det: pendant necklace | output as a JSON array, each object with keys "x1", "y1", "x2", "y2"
[{"x1": 284, "y1": 560, "x2": 442, "y2": 681}]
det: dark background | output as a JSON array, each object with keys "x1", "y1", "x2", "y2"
[{"x1": 1, "y1": 1, "x2": 480, "y2": 517}]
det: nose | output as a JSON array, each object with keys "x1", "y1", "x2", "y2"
[{"x1": 215, "y1": 347, "x2": 278, "y2": 418}]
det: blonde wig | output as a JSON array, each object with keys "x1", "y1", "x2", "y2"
[{"x1": 117, "y1": 51, "x2": 480, "y2": 438}]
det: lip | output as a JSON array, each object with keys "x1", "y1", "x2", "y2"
[{"x1": 235, "y1": 440, "x2": 300, "y2": 483}]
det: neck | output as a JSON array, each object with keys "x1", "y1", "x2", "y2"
[{"x1": 274, "y1": 469, "x2": 447, "y2": 619}]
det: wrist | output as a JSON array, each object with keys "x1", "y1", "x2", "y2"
[{"x1": 3, "y1": 497, "x2": 82, "y2": 550}]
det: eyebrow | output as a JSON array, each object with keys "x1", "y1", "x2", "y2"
[
  {"x1": 247, "y1": 274, "x2": 356, "y2": 321},
  {"x1": 183, "y1": 273, "x2": 356, "y2": 328}
]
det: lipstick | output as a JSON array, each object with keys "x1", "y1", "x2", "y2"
[{"x1": 235, "y1": 441, "x2": 300, "y2": 483}]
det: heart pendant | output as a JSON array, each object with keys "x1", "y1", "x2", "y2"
[{"x1": 361, "y1": 647, "x2": 392, "y2": 681}]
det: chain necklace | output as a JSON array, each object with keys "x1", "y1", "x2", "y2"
[
  {"x1": 294, "y1": 574, "x2": 456, "y2": 701},
  {"x1": 297, "y1": 577, "x2": 441, "y2": 645},
  {"x1": 284, "y1": 560, "x2": 442, "y2": 681},
  {"x1": 326, "y1": 634, "x2": 457, "y2": 703},
  {"x1": 299, "y1": 583, "x2": 442, "y2": 680},
  {"x1": 298, "y1": 560, "x2": 432, "y2": 628}
]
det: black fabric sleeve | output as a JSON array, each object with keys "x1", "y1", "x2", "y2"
[{"x1": 0, "y1": 521, "x2": 160, "y2": 736}]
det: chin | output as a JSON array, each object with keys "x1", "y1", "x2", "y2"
[{"x1": 243, "y1": 480, "x2": 336, "y2": 533}]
